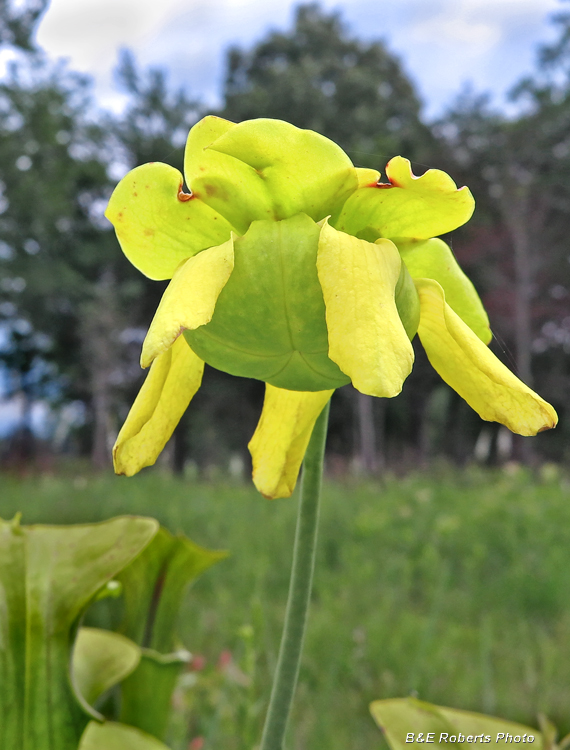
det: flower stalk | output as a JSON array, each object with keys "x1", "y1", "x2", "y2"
[{"x1": 260, "y1": 401, "x2": 330, "y2": 750}]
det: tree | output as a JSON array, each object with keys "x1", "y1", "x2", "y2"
[
  {"x1": 0, "y1": 39, "x2": 209, "y2": 468},
  {"x1": 111, "y1": 49, "x2": 202, "y2": 173},
  {"x1": 0, "y1": 0, "x2": 48, "y2": 51},
  {"x1": 433, "y1": 71, "x2": 570, "y2": 460},
  {"x1": 0, "y1": 52, "x2": 124, "y2": 463}
]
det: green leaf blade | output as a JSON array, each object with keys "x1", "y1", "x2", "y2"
[
  {"x1": 120, "y1": 649, "x2": 190, "y2": 741},
  {"x1": 118, "y1": 526, "x2": 226, "y2": 653},
  {"x1": 73, "y1": 628, "x2": 141, "y2": 707},
  {"x1": 80, "y1": 721, "x2": 171, "y2": 750},
  {"x1": 0, "y1": 515, "x2": 158, "y2": 750},
  {"x1": 371, "y1": 698, "x2": 543, "y2": 749}
]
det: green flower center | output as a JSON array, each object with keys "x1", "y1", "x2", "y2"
[
  {"x1": 184, "y1": 213, "x2": 419, "y2": 392},
  {"x1": 185, "y1": 214, "x2": 351, "y2": 391}
]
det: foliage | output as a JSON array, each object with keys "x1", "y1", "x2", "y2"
[
  {"x1": 371, "y1": 697, "x2": 549, "y2": 750},
  {"x1": 0, "y1": 513, "x2": 157, "y2": 748},
  {"x1": 0, "y1": 44, "x2": 204, "y2": 464},
  {"x1": 0, "y1": 59, "x2": 113, "y2": 377},
  {"x1": 116, "y1": 526, "x2": 227, "y2": 740},
  {"x1": 0, "y1": 507, "x2": 226, "y2": 750},
  {"x1": 73, "y1": 627, "x2": 141, "y2": 707},
  {"x1": 0, "y1": 0, "x2": 48, "y2": 51},
  {"x1": 430, "y1": 8, "x2": 570, "y2": 458},
  {"x1": 1, "y1": 468, "x2": 570, "y2": 749},
  {"x1": 112, "y1": 49, "x2": 202, "y2": 172},
  {"x1": 79, "y1": 721, "x2": 170, "y2": 750}
]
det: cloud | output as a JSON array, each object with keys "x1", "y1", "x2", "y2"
[
  {"x1": 410, "y1": 17, "x2": 500, "y2": 51},
  {"x1": 36, "y1": 0, "x2": 184, "y2": 69},
  {"x1": 34, "y1": 0, "x2": 562, "y2": 118},
  {"x1": 386, "y1": 0, "x2": 560, "y2": 116},
  {"x1": 408, "y1": 0, "x2": 557, "y2": 48},
  {"x1": 36, "y1": 0, "x2": 300, "y2": 109}
]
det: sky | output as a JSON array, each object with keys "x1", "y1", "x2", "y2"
[{"x1": 34, "y1": 0, "x2": 564, "y2": 120}]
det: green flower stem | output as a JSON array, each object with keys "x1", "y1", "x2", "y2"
[{"x1": 260, "y1": 401, "x2": 330, "y2": 750}]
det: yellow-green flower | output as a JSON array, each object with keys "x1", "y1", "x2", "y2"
[{"x1": 106, "y1": 116, "x2": 557, "y2": 498}]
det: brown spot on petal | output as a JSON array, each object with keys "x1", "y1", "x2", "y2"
[
  {"x1": 177, "y1": 183, "x2": 192, "y2": 201},
  {"x1": 144, "y1": 228, "x2": 154, "y2": 237}
]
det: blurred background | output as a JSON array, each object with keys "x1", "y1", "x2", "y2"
[
  {"x1": 3, "y1": 3, "x2": 570, "y2": 748},
  {"x1": 1, "y1": 0, "x2": 569, "y2": 475},
  {"x1": 2, "y1": 0, "x2": 569, "y2": 476}
]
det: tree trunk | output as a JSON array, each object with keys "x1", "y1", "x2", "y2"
[
  {"x1": 500, "y1": 174, "x2": 545, "y2": 464},
  {"x1": 356, "y1": 391, "x2": 378, "y2": 475},
  {"x1": 505, "y1": 196, "x2": 533, "y2": 388},
  {"x1": 91, "y1": 366, "x2": 114, "y2": 470},
  {"x1": 80, "y1": 270, "x2": 121, "y2": 470},
  {"x1": 172, "y1": 412, "x2": 189, "y2": 475}
]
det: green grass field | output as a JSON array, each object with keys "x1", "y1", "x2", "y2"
[{"x1": 1, "y1": 463, "x2": 570, "y2": 749}]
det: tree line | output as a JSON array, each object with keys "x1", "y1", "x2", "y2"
[{"x1": 1, "y1": 1, "x2": 569, "y2": 473}]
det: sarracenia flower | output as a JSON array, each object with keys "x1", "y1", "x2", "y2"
[{"x1": 106, "y1": 116, "x2": 557, "y2": 498}]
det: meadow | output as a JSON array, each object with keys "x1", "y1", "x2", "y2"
[{"x1": 1, "y1": 463, "x2": 569, "y2": 749}]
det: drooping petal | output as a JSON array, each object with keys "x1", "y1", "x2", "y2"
[
  {"x1": 184, "y1": 116, "x2": 358, "y2": 232},
  {"x1": 113, "y1": 337, "x2": 204, "y2": 476},
  {"x1": 415, "y1": 279, "x2": 558, "y2": 436},
  {"x1": 398, "y1": 237, "x2": 491, "y2": 343},
  {"x1": 316, "y1": 221, "x2": 414, "y2": 398},
  {"x1": 141, "y1": 238, "x2": 235, "y2": 367},
  {"x1": 105, "y1": 162, "x2": 235, "y2": 280},
  {"x1": 248, "y1": 385, "x2": 333, "y2": 499},
  {"x1": 334, "y1": 156, "x2": 474, "y2": 241}
]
